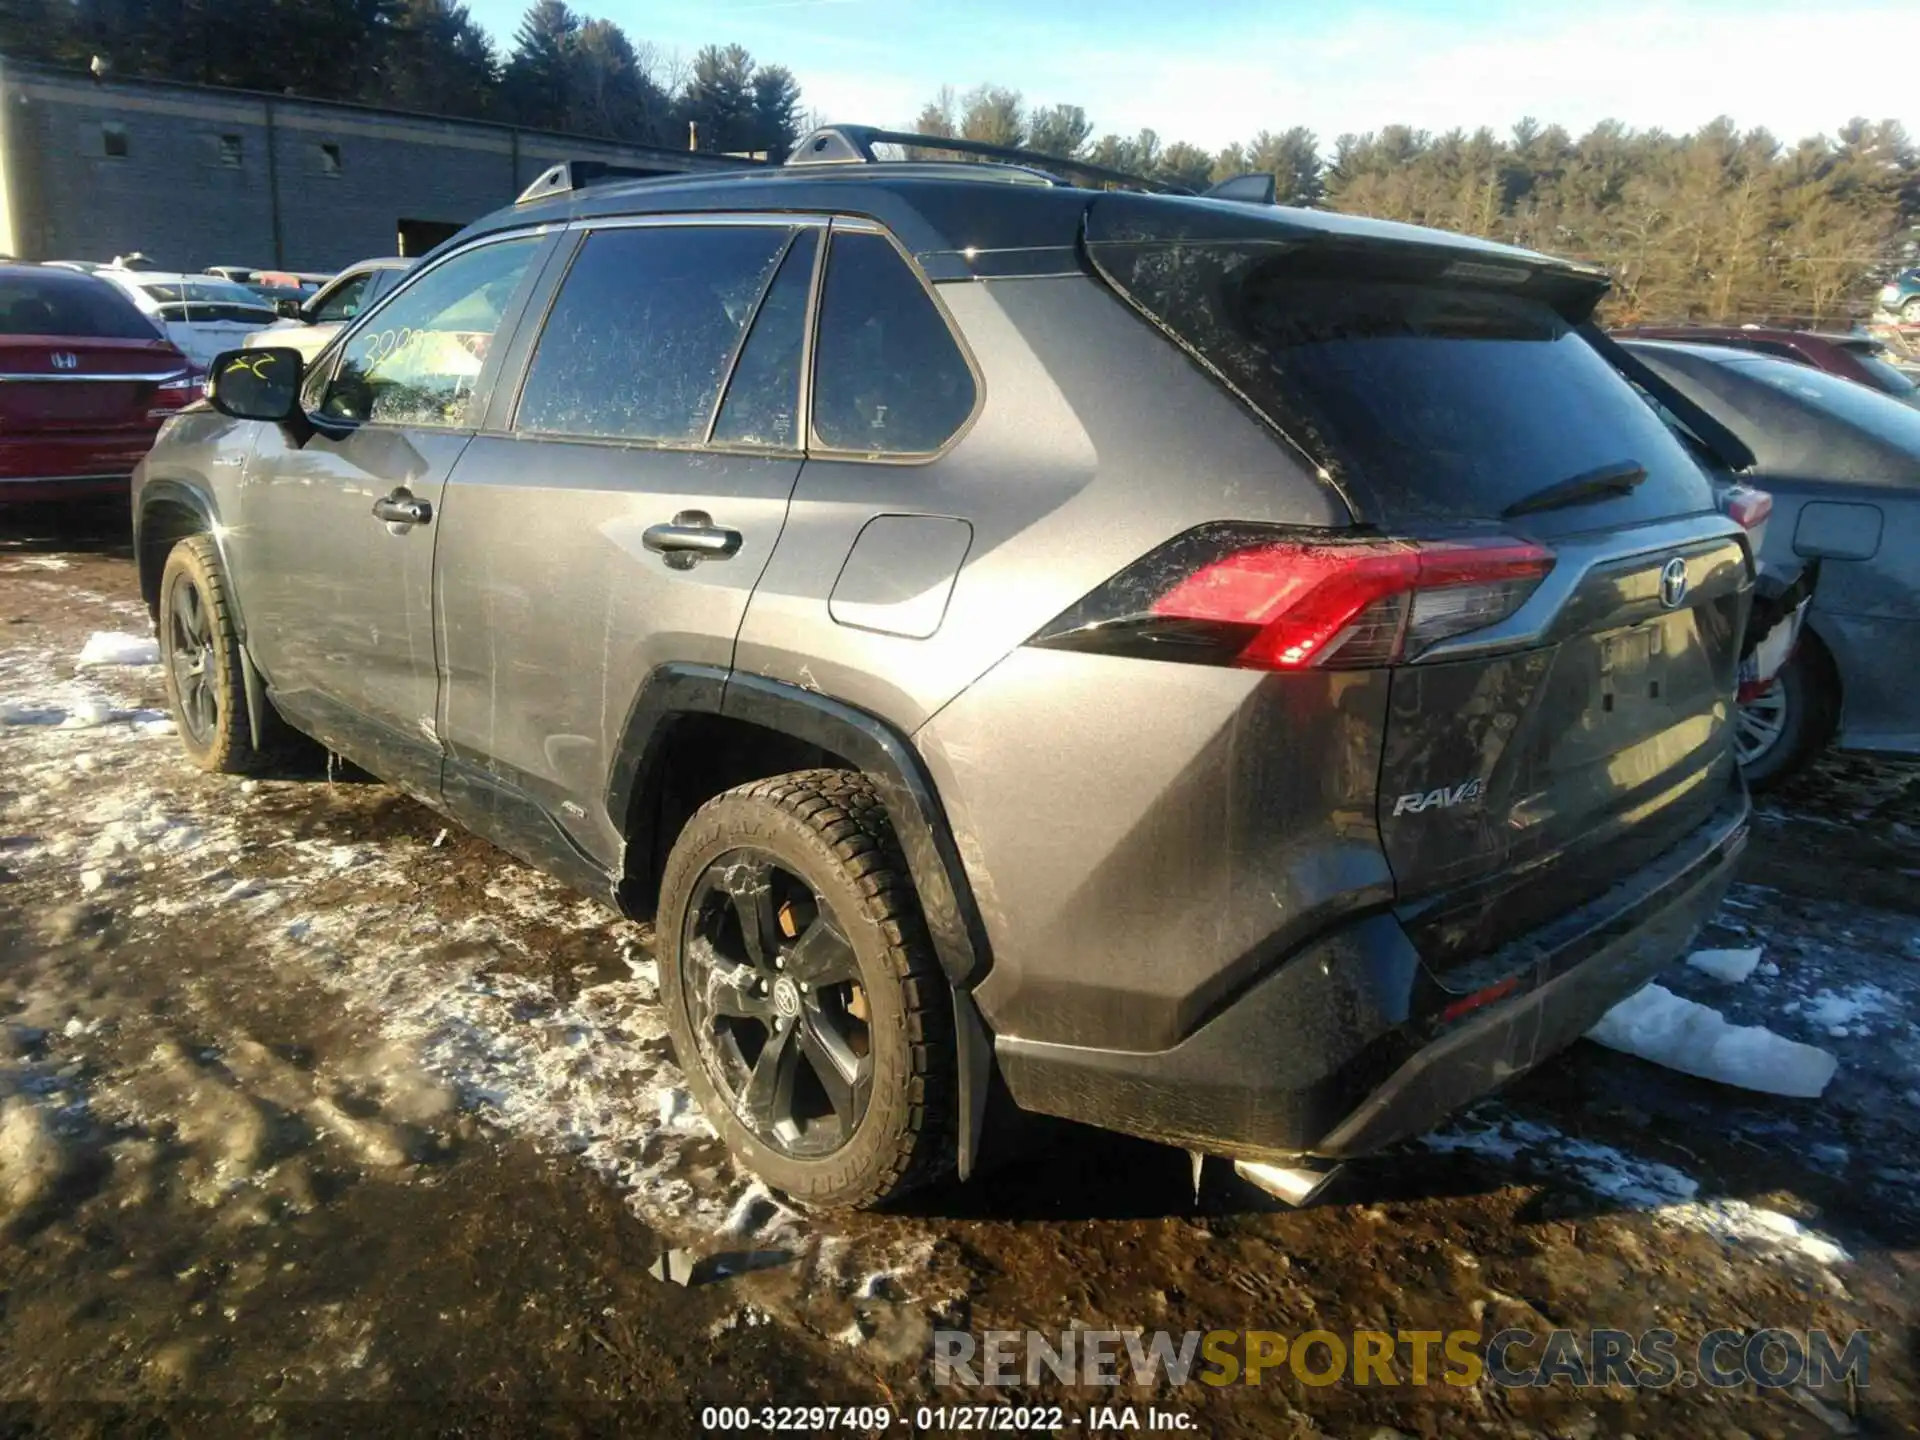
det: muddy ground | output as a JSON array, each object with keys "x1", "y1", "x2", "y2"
[{"x1": 2, "y1": 504, "x2": 1918, "y2": 1438}]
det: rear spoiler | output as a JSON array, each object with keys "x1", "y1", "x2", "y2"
[{"x1": 1581, "y1": 325, "x2": 1758, "y2": 474}]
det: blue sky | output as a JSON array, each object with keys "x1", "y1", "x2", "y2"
[{"x1": 465, "y1": 0, "x2": 1918, "y2": 152}]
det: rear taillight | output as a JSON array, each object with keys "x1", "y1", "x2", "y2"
[
  {"x1": 1719, "y1": 483, "x2": 1772, "y2": 532},
  {"x1": 148, "y1": 371, "x2": 204, "y2": 420},
  {"x1": 1030, "y1": 524, "x2": 1554, "y2": 670}
]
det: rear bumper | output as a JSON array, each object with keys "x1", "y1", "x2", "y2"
[
  {"x1": 1, "y1": 433, "x2": 154, "y2": 503},
  {"x1": 993, "y1": 789, "x2": 1749, "y2": 1161},
  {"x1": 0, "y1": 473, "x2": 136, "y2": 503}
]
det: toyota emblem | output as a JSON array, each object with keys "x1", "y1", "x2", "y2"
[
  {"x1": 50, "y1": 351, "x2": 78, "y2": 370},
  {"x1": 1659, "y1": 557, "x2": 1689, "y2": 609}
]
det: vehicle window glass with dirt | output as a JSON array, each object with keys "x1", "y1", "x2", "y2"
[
  {"x1": 320, "y1": 238, "x2": 537, "y2": 428},
  {"x1": 514, "y1": 225, "x2": 793, "y2": 445}
]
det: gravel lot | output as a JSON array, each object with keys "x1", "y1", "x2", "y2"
[{"x1": 3, "y1": 505, "x2": 1917, "y2": 1437}]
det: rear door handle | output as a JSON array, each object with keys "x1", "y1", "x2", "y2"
[
  {"x1": 372, "y1": 490, "x2": 432, "y2": 526},
  {"x1": 643, "y1": 510, "x2": 742, "y2": 568}
]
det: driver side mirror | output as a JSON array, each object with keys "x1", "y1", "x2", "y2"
[
  {"x1": 207, "y1": 348, "x2": 305, "y2": 423},
  {"x1": 274, "y1": 296, "x2": 304, "y2": 320}
]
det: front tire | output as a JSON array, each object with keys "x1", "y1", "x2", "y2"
[
  {"x1": 657, "y1": 770, "x2": 955, "y2": 1210},
  {"x1": 157, "y1": 535, "x2": 286, "y2": 775},
  {"x1": 1736, "y1": 632, "x2": 1839, "y2": 791}
]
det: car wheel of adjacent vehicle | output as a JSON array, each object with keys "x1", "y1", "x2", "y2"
[
  {"x1": 1735, "y1": 632, "x2": 1839, "y2": 791},
  {"x1": 157, "y1": 535, "x2": 288, "y2": 775},
  {"x1": 657, "y1": 769, "x2": 955, "y2": 1210}
]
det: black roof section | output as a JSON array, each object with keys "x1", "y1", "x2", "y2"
[{"x1": 458, "y1": 122, "x2": 1607, "y2": 286}]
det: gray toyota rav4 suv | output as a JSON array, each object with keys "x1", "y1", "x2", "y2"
[{"x1": 133, "y1": 129, "x2": 1752, "y2": 1210}]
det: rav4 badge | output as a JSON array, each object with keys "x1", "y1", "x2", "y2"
[{"x1": 1392, "y1": 778, "x2": 1485, "y2": 816}]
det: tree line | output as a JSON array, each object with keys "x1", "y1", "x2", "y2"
[
  {"x1": 0, "y1": 0, "x2": 806, "y2": 158},
  {"x1": 3, "y1": 0, "x2": 1913, "y2": 323},
  {"x1": 912, "y1": 85, "x2": 1919, "y2": 326}
]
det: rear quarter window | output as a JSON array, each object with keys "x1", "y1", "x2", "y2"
[{"x1": 810, "y1": 230, "x2": 976, "y2": 457}]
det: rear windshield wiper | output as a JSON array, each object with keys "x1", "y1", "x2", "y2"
[{"x1": 1502, "y1": 459, "x2": 1647, "y2": 519}]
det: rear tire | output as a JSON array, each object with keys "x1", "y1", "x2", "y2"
[
  {"x1": 1736, "y1": 632, "x2": 1839, "y2": 791},
  {"x1": 157, "y1": 535, "x2": 300, "y2": 775},
  {"x1": 657, "y1": 769, "x2": 955, "y2": 1210}
]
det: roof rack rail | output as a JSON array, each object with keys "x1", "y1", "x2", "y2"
[
  {"x1": 786, "y1": 125, "x2": 1190, "y2": 195},
  {"x1": 515, "y1": 160, "x2": 669, "y2": 205},
  {"x1": 514, "y1": 155, "x2": 765, "y2": 205}
]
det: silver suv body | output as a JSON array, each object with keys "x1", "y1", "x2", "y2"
[{"x1": 133, "y1": 150, "x2": 1752, "y2": 1208}]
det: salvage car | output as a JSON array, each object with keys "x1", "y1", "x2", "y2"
[
  {"x1": 100, "y1": 271, "x2": 278, "y2": 367},
  {"x1": 0, "y1": 264, "x2": 200, "y2": 503},
  {"x1": 1622, "y1": 339, "x2": 1920, "y2": 784},
  {"x1": 133, "y1": 131, "x2": 1754, "y2": 1210}
]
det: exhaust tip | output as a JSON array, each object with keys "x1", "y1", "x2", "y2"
[{"x1": 1233, "y1": 1158, "x2": 1346, "y2": 1207}]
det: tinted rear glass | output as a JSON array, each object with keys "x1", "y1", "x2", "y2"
[
  {"x1": 140, "y1": 280, "x2": 262, "y2": 307},
  {"x1": 0, "y1": 273, "x2": 158, "y2": 338},
  {"x1": 1094, "y1": 241, "x2": 1713, "y2": 524},
  {"x1": 1852, "y1": 353, "x2": 1917, "y2": 399},
  {"x1": 1728, "y1": 356, "x2": 1920, "y2": 454}
]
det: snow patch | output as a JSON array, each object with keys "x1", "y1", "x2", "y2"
[
  {"x1": 1590, "y1": 983, "x2": 1837, "y2": 1098},
  {"x1": 1798, "y1": 985, "x2": 1892, "y2": 1032},
  {"x1": 1424, "y1": 1112, "x2": 1851, "y2": 1268},
  {"x1": 1685, "y1": 947, "x2": 1763, "y2": 984},
  {"x1": 76, "y1": 632, "x2": 159, "y2": 668}
]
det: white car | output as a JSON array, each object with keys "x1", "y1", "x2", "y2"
[
  {"x1": 245, "y1": 257, "x2": 411, "y2": 361},
  {"x1": 99, "y1": 270, "x2": 279, "y2": 368}
]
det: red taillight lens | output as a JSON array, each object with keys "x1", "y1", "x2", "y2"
[
  {"x1": 1031, "y1": 525, "x2": 1554, "y2": 670},
  {"x1": 1720, "y1": 484, "x2": 1772, "y2": 532}
]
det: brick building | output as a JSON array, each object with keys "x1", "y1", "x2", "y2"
[{"x1": 0, "y1": 56, "x2": 753, "y2": 271}]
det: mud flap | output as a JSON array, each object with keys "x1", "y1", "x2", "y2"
[
  {"x1": 239, "y1": 642, "x2": 268, "y2": 751},
  {"x1": 953, "y1": 983, "x2": 992, "y2": 1181}
]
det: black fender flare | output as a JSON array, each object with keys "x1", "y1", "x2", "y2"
[
  {"x1": 607, "y1": 663, "x2": 997, "y2": 1180},
  {"x1": 134, "y1": 478, "x2": 269, "y2": 749}
]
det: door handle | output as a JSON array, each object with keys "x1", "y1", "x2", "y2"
[
  {"x1": 643, "y1": 510, "x2": 742, "y2": 568},
  {"x1": 372, "y1": 490, "x2": 432, "y2": 526}
]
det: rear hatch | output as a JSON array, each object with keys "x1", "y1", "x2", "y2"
[
  {"x1": 0, "y1": 336, "x2": 190, "y2": 433},
  {"x1": 1084, "y1": 195, "x2": 1748, "y2": 979}
]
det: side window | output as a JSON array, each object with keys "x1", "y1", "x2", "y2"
[
  {"x1": 515, "y1": 225, "x2": 791, "y2": 445},
  {"x1": 320, "y1": 237, "x2": 538, "y2": 428},
  {"x1": 711, "y1": 228, "x2": 819, "y2": 450},
  {"x1": 811, "y1": 230, "x2": 976, "y2": 456},
  {"x1": 311, "y1": 272, "x2": 370, "y2": 324}
]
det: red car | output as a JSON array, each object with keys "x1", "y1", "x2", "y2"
[
  {"x1": 1611, "y1": 324, "x2": 1917, "y2": 404},
  {"x1": 0, "y1": 265, "x2": 203, "y2": 503}
]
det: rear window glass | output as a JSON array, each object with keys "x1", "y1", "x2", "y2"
[
  {"x1": 1852, "y1": 353, "x2": 1917, "y2": 399},
  {"x1": 140, "y1": 280, "x2": 264, "y2": 308},
  {"x1": 811, "y1": 231, "x2": 976, "y2": 455},
  {"x1": 0, "y1": 274, "x2": 158, "y2": 338},
  {"x1": 1095, "y1": 242, "x2": 1711, "y2": 522},
  {"x1": 1728, "y1": 356, "x2": 1920, "y2": 453},
  {"x1": 516, "y1": 225, "x2": 790, "y2": 445}
]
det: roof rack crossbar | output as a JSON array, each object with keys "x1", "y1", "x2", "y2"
[{"x1": 787, "y1": 125, "x2": 1189, "y2": 195}]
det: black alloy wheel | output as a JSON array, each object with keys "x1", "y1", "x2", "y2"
[
  {"x1": 680, "y1": 849, "x2": 874, "y2": 1158},
  {"x1": 167, "y1": 570, "x2": 220, "y2": 747}
]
